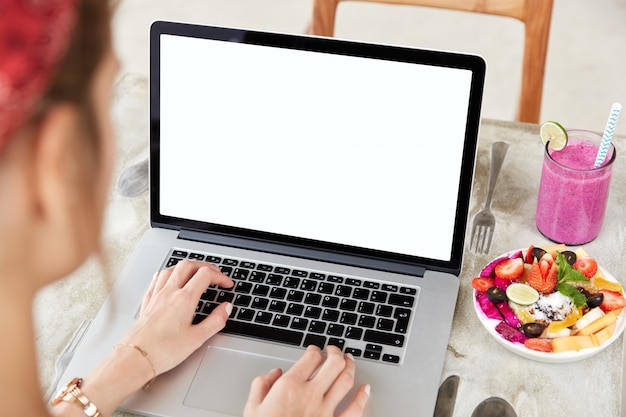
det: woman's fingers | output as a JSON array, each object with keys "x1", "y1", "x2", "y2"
[
  {"x1": 336, "y1": 384, "x2": 371, "y2": 417},
  {"x1": 140, "y1": 260, "x2": 232, "y2": 319},
  {"x1": 140, "y1": 271, "x2": 159, "y2": 313},
  {"x1": 152, "y1": 265, "x2": 174, "y2": 293},
  {"x1": 195, "y1": 301, "x2": 233, "y2": 338},
  {"x1": 321, "y1": 352, "x2": 356, "y2": 406},
  {"x1": 150, "y1": 260, "x2": 232, "y2": 299},
  {"x1": 309, "y1": 345, "x2": 347, "y2": 392},
  {"x1": 167, "y1": 264, "x2": 234, "y2": 338},
  {"x1": 166, "y1": 260, "x2": 226, "y2": 289},
  {"x1": 181, "y1": 264, "x2": 233, "y2": 296},
  {"x1": 285, "y1": 345, "x2": 325, "y2": 381},
  {"x1": 246, "y1": 367, "x2": 283, "y2": 409},
  {"x1": 242, "y1": 347, "x2": 369, "y2": 417}
]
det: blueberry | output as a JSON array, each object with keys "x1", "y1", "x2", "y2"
[
  {"x1": 587, "y1": 293, "x2": 604, "y2": 309},
  {"x1": 561, "y1": 250, "x2": 577, "y2": 265},
  {"x1": 531, "y1": 247, "x2": 547, "y2": 261},
  {"x1": 486, "y1": 286, "x2": 507, "y2": 304},
  {"x1": 522, "y1": 322, "x2": 545, "y2": 338}
]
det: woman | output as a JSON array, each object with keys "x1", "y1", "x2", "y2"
[{"x1": 0, "y1": 1, "x2": 370, "y2": 416}]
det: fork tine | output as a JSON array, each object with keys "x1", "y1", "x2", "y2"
[
  {"x1": 482, "y1": 227, "x2": 494, "y2": 254},
  {"x1": 470, "y1": 224, "x2": 481, "y2": 252},
  {"x1": 477, "y1": 226, "x2": 486, "y2": 253},
  {"x1": 471, "y1": 224, "x2": 492, "y2": 254},
  {"x1": 470, "y1": 225, "x2": 478, "y2": 250},
  {"x1": 470, "y1": 225, "x2": 477, "y2": 251}
]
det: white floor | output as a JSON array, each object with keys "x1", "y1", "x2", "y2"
[{"x1": 113, "y1": 0, "x2": 626, "y2": 136}]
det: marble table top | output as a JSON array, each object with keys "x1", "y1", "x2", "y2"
[{"x1": 35, "y1": 73, "x2": 626, "y2": 417}]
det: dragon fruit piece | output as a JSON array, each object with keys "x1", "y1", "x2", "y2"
[
  {"x1": 479, "y1": 255, "x2": 509, "y2": 278},
  {"x1": 476, "y1": 292, "x2": 501, "y2": 320},
  {"x1": 495, "y1": 278, "x2": 513, "y2": 291},
  {"x1": 497, "y1": 300, "x2": 521, "y2": 328},
  {"x1": 495, "y1": 321, "x2": 527, "y2": 344}
]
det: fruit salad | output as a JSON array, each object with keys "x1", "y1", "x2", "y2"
[{"x1": 472, "y1": 244, "x2": 626, "y2": 353}]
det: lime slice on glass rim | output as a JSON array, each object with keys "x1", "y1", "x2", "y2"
[
  {"x1": 506, "y1": 283, "x2": 539, "y2": 305},
  {"x1": 540, "y1": 121, "x2": 568, "y2": 151}
]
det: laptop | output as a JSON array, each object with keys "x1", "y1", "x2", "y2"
[{"x1": 59, "y1": 21, "x2": 485, "y2": 417}]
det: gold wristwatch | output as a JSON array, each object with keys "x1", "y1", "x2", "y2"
[{"x1": 52, "y1": 377, "x2": 102, "y2": 417}]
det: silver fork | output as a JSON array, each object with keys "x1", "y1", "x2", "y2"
[
  {"x1": 44, "y1": 319, "x2": 92, "y2": 403},
  {"x1": 470, "y1": 141, "x2": 509, "y2": 254}
]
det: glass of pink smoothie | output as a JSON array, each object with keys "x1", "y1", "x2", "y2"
[{"x1": 536, "y1": 129, "x2": 616, "y2": 245}]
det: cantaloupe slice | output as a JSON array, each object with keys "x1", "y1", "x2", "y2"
[
  {"x1": 552, "y1": 335, "x2": 598, "y2": 352},
  {"x1": 577, "y1": 313, "x2": 617, "y2": 336},
  {"x1": 594, "y1": 324, "x2": 615, "y2": 345}
]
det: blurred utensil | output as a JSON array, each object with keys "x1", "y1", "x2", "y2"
[
  {"x1": 470, "y1": 141, "x2": 509, "y2": 254},
  {"x1": 470, "y1": 397, "x2": 517, "y2": 417},
  {"x1": 44, "y1": 319, "x2": 92, "y2": 403},
  {"x1": 118, "y1": 157, "x2": 149, "y2": 197},
  {"x1": 433, "y1": 375, "x2": 460, "y2": 417}
]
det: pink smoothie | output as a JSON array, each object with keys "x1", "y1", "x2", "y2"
[{"x1": 536, "y1": 134, "x2": 615, "y2": 245}]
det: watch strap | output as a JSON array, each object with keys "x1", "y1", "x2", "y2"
[{"x1": 52, "y1": 377, "x2": 102, "y2": 417}]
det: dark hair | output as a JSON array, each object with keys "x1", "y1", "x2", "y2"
[{"x1": 43, "y1": 0, "x2": 112, "y2": 147}]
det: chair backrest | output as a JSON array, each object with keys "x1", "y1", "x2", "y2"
[{"x1": 310, "y1": 0, "x2": 554, "y2": 123}]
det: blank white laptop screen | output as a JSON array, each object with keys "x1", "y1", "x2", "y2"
[{"x1": 159, "y1": 34, "x2": 472, "y2": 262}]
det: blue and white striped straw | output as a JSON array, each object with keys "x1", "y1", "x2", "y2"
[{"x1": 594, "y1": 102, "x2": 621, "y2": 168}]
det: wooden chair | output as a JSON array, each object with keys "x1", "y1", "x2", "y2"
[{"x1": 310, "y1": 0, "x2": 554, "y2": 123}]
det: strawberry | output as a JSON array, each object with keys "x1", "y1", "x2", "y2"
[
  {"x1": 524, "y1": 245, "x2": 535, "y2": 264},
  {"x1": 539, "y1": 253, "x2": 553, "y2": 277},
  {"x1": 599, "y1": 289, "x2": 626, "y2": 312},
  {"x1": 573, "y1": 257, "x2": 598, "y2": 279},
  {"x1": 472, "y1": 277, "x2": 495, "y2": 292},
  {"x1": 524, "y1": 338, "x2": 553, "y2": 353},
  {"x1": 495, "y1": 258, "x2": 524, "y2": 281},
  {"x1": 527, "y1": 259, "x2": 557, "y2": 293}
]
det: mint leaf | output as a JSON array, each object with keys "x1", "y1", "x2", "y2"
[
  {"x1": 557, "y1": 282, "x2": 587, "y2": 308},
  {"x1": 554, "y1": 251, "x2": 588, "y2": 307},
  {"x1": 555, "y1": 251, "x2": 589, "y2": 284}
]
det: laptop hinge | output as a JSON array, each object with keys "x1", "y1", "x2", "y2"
[{"x1": 177, "y1": 229, "x2": 426, "y2": 277}]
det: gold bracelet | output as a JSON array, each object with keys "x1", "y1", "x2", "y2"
[
  {"x1": 114, "y1": 343, "x2": 157, "y2": 389},
  {"x1": 51, "y1": 377, "x2": 102, "y2": 417}
]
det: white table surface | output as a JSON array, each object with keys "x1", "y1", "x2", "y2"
[{"x1": 35, "y1": 73, "x2": 626, "y2": 417}]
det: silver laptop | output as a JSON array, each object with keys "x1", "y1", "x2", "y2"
[{"x1": 59, "y1": 21, "x2": 485, "y2": 417}]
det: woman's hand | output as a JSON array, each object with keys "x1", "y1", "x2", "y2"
[
  {"x1": 57, "y1": 261, "x2": 233, "y2": 417},
  {"x1": 244, "y1": 345, "x2": 370, "y2": 417},
  {"x1": 121, "y1": 260, "x2": 234, "y2": 375}
]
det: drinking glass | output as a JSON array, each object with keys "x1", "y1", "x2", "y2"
[{"x1": 535, "y1": 129, "x2": 616, "y2": 245}]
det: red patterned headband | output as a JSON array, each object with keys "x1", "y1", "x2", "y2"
[{"x1": 0, "y1": 0, "x2": 77, "y2": 153}]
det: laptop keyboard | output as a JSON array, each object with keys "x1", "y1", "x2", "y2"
[{"x1": 164, "y1": 248, "x2": 419, "y2": 365}]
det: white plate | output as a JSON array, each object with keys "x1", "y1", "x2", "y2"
[{"x1": 473, "y1": 250, "x2": 626, "y2": 363}]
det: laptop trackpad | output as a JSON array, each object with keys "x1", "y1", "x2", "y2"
[{"x1": 184, "y1": 346, "x2": 295, "y2": 415}]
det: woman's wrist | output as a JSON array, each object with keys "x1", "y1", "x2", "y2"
[
  {"x1": 113, "y1": 343, "x2": 157, "y2": 389},
  {"x1": 52, "y1": 343, "x2": 156, "y2": 417}
]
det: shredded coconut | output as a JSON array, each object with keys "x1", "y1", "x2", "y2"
[{"x1": 523, "y1": 292, "x2": 574, "y2": 324}]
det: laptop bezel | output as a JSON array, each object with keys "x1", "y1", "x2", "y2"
[{"x1": 149, "y1": 20, "x2": 485, "y2": 276}]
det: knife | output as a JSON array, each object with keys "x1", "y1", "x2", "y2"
[
  {"x1": 433, "y1": 375, "x2": 460, "y2": 417},
  {"x1": 44, "y1": 319, "x2": 92, "y2": 402}
]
